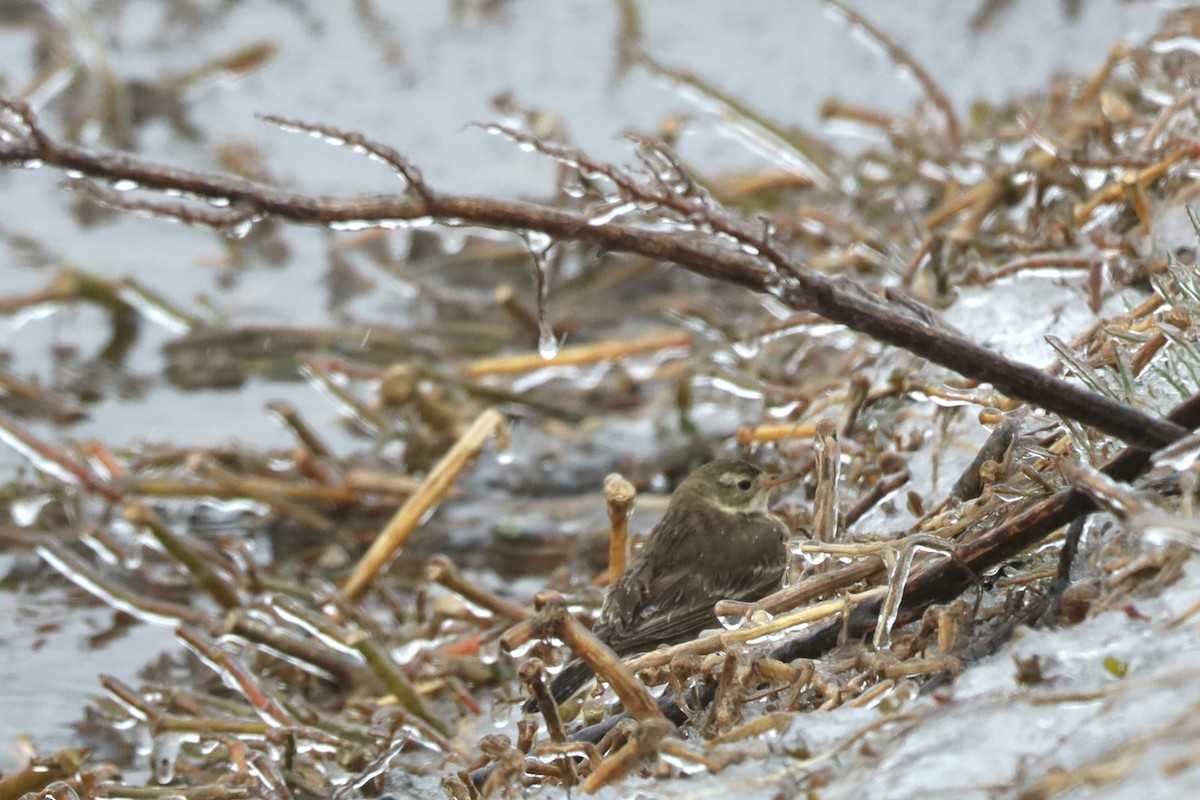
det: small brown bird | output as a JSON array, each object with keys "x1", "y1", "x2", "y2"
[{"x1": 527, "y1": 458, "x2": 790, "y2": 710}]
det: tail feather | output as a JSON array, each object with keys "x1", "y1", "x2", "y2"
[{"x1": 521, "y1": 659, "x2": 595, "y2": 713}]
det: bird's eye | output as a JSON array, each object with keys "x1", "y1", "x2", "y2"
[{"x1": 737, "y1": 479, "x2": 753, "y2": 491}]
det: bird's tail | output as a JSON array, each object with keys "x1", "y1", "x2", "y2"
[{"x1": 521, "y1": 659, "x2": 596, "y2": 713}]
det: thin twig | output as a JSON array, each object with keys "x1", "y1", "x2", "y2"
[
  {"x1": 463, "y1": 331, "x2": 691, "y2": 377},
  {"x1": 823, "y1": 0, "x2": 962, "y2": 147}
]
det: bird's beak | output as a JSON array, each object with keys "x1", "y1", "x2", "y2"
[{"x1": 764, "y1": 471, "x2": 804, "y2": 491}]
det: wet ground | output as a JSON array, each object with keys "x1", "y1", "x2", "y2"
[{"x1": 0, "y1": 0, "x2": 1194, "y2": 796}]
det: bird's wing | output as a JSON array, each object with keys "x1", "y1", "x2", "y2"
[{"x1": 597, "y1": 555, "x2": 783, "y2": 656}]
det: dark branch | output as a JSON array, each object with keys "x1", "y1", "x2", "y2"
[{"x1": 0, "y1": 98, "x2": 1185, "y2": 450}]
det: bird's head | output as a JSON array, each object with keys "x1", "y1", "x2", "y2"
[{"x1": 673, "y1": 459, "x2": 775, "y2": 515}]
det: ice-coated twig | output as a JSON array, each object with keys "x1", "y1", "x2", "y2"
[
  {"x1": 0, "y1": 98, "x2": 1188, "y2": 450},
  {"x1": 258, "y1": 112, "x2": 433, "y2": 202}
]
